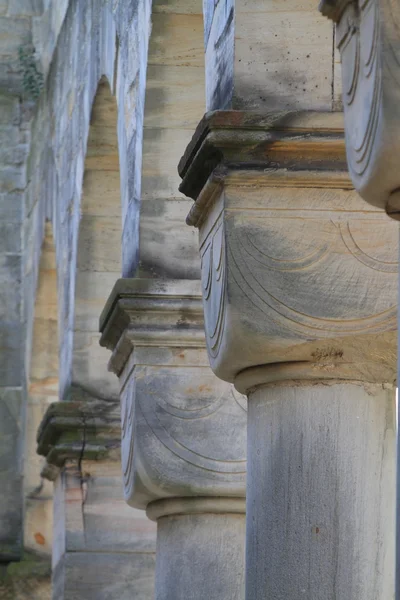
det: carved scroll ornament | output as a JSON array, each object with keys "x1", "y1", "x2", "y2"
[
  {"x1": 320, "y1": 0, "x2": 400, "y2": 218},
  {"x1": 198, "y1": 194, "x2": 397, "y2": 383}
]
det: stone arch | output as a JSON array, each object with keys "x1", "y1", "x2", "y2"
[
  {"x1": 25, "y1": 221, "x2": 58, "y2": 557},
  {"x1": 71, "y1": 77, "x2": 121, "y2": 402}
]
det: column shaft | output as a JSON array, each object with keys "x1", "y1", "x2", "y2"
[
  {"x1": 246, "y1": 382, "x2": 395, "y2": 600},
  {"x1": 148, "y1": 498, "x2": 245, "y2": 600}
]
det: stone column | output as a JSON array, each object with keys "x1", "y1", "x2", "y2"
[
  {"x1": 37, "y1": 396, "x2": 156, "y2": 600},
  {"x1": 179, "y1": 111, "x2": 397, "y2": 599},
  {"x1": 319, "y1": 3, "x2": 400, "y2": 596},
  {"x1": 148, "y1": 498, "x2": 245, "y2": 600},
  {"x1": 243, "y1": 381, "x2": 394, "y2": 599},
  {"x1": 99, "y1": 279, "x2": 247, "y2": 600}
]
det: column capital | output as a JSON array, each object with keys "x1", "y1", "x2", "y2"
[
  {"x1": 37, "y1": 394, "x2": 121, "y2": 481},
  {"x1": 319, "y1": 0, "x2": 400, "y2": 217},
  {"x1": 179, "y1": 110, "x2": 398, "y2": 387},
  {"x1": 99, "y1": 279, "x2": 247, "y2": 510}
]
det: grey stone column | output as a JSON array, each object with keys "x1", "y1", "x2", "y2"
[
  {"x1": 100, "y1": 279, "x2": 247, "y2": 600},
  {"x1": 240, "y1": 379, "x2": 395, "y2": 599},
  {"x1": 147, "y1": 498, "x2": 245, "y2": 600},
  {"x1": 179, "y1": 111, "x2": 398, "y2": 600}
]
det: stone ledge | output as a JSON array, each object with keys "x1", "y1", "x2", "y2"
[{"x1": 178, "y1": 110, "x2": 349, "y2": 210}]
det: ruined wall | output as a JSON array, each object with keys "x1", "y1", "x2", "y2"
[
  {"x1": 0, "y1": 0, "x2": 69, "y2": 95},
  {"x1": 26, "y1": 0, "x2": 117, "y2": 402}
]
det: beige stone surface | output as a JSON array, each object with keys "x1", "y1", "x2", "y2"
[
  {"x1": 73, "y1": 79, "x2": 121, "y2": 401},
  {"x1": 53, "y1": 463, "x2": 156, "y2": 555},
  {"x1": 139, "y1": 0, "x2": 204, "y2": 279},
  {"x1": 141, "y1": 128, "x2": 195, "y2": 202},
  {"x1": 52, "y1": 463, "x2": 156, "y2": 600},
  {"x1": 152, "y1": 0, "x2": 202, "y2": 14},
  {"x1": 150, "y1": 13, "x2": 204, "y2": 67},
  {"x1": 204, "y1": 0, "x2": 337, "y2": 111},
  {"x1": 25, "y1": 223, "x2": 58, "y2": 558}
]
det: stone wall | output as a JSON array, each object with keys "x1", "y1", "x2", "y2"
[{"x1": 203, "y1": 0, "x2": 341, "y2": 111}]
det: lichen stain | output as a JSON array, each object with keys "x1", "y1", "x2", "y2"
[{"x1": 312, "y1": 347, "x2": 344, "y2": 362}]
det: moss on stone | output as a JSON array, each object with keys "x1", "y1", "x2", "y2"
[{"x1": 1, "y1": 550, "x2": 51, "y2": 582}]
